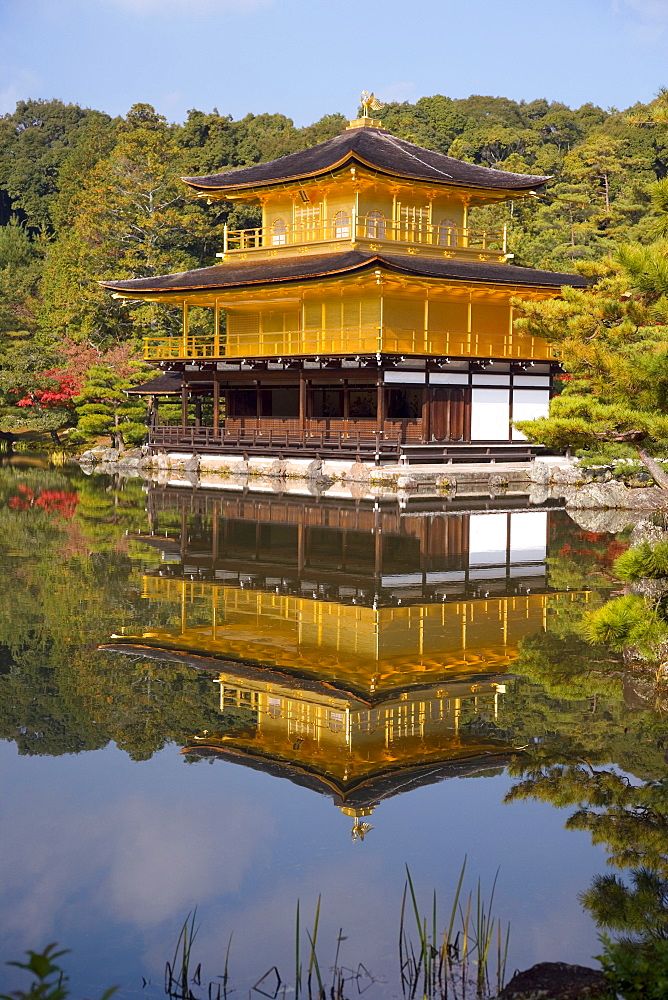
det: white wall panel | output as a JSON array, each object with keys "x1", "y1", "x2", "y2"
[
  {"x1": 471, "y1": 388, "x2": 510, "y2": 440},
  {"x1": 468, "y1": 513, "x2": 508, "y2": 565},
  {"x1": 509, "y1": 512, "x2": 547, "y2": 562},
  {"x1": 512, "y1": 389, "x2": 550, "y2": 440}
]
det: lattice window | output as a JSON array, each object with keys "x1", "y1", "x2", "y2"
[
  {"x1": 365, "y1": 210, "x2": 386, "y2": 238},
  {"x1": 272, "y1": 218, "x2": 287, "y2": 245},
  {"x1": 400, "y1": 206, "x2": 429, "y2": 227},
  {"x1": 438, "y1": 218, "x2": 458, "y2": 247},
  {"x1": 328, "y1": 710, "x2": 344, "y2": 733},
  {"x1": 334, "y1": 211, "x2": 350, "y2": 238},
  {"x1": 295, "y1": 204, "x2": 321, "y2": 240}
]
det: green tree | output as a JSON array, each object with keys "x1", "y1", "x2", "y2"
[
  {"x1": 0, "y1": 99, "x2": 112, "y2": 232},
  {"x1": 40, "y1": 104, "x2": 209, "y2": 348},
  {"x1": 512, "y1": 255, "x2": 668, "y2": 481},
  {"x1": 71, "y1": 362, "x2": 152, "y2": 449}
]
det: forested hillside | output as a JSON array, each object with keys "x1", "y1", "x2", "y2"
[{"x1": 1, "y1": 91, "x2": 668, "y2": 449}]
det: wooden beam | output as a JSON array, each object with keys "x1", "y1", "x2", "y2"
[
  {"x1": 376, "y1": 378, "x2": 384, "y2": 435},
  {"x1": 181, "y1": 380, "x2": 188, "y2": 427},
  {"x1": 213, "y1": 378, "x2": 220, "y2": 432},
  {"x1": 299, "y1": 371, "x2": 307, "y2": 431}
]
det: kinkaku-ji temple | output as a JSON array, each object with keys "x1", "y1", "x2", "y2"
[
  {"x1": 102, "y1": 95, "x2": 587, "y2": 465},
  {"x1": 103, "y1": 492, "x2": 585, "y2": 834}
]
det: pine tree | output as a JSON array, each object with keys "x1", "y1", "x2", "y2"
[{"x1": 71, "y1": 362, "x2": 152, "y2": 449}]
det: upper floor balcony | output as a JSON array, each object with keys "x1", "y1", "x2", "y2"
[
  {"x1": 219, "y1": 215, "x2": 509, "y2": 263},
  {"x1": 143, "y1": 324, "x2": 554, "y2": 362}
]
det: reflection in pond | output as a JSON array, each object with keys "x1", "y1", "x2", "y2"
[
  {"x1": 2, "y1": 465, "x2": 668, "y2": 996},
  {"x1": 104, "y1": 492, "x2": 585, "y2": 833}
]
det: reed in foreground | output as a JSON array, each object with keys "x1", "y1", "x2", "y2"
[{"x1": 163, "y1": 860, "x2": 509, "y2": 1000}]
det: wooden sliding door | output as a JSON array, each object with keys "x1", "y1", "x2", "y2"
[{"x1": 431, "y1": 387, "x2": 469, "y2": 442}]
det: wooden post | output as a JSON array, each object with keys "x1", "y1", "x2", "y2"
[
  {"x1": 194, "y1": 395, "x2": 202, "y2": 428},
  {"x1": 146, "y1": 395, "x2": 156, "y2": 427},
  {"x1": 374, "y1": 512, "x2": 382, "y2": 576},
  {"x1": 180, "y1": 505, "x2": 187, "y2": 558},
  {"x1": 213, "y1": 378, "x2": 220, "y2": 434},
  {"x1": 181, "y1": 380, "x2": 188, "y2": 427},
  {"x1": 376, "y1": 378, "x2": 384, "y2": 434},
  {"x1": 212, "y1": 508, "x2": 219, "y2": 563},
  {"x1": 299, "y1": 372, "x2": 307, "y2": 432},
  {"x1": 297, "y1": 521, "x2": 305, "y2": 574},
  {"x1": 422, "y1": 384, "x2": 431, "y2": 443}
]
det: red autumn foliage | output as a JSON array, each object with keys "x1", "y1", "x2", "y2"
[
  {"x1": 8, "y1": 484, "x2": 79, "y2": 517},
  {"x1": 16, "y1": 370, "x2": 78, "y2": 409},
  {"x1": 13, "y1": 339, "x2": 145, "y2": 411}
]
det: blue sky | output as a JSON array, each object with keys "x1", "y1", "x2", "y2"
[{"x1": 1, "y1": 0, "x2": 667, "y2": 126}]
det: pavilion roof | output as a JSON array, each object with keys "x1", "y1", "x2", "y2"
[
  {"x1": 182, "y1": 126, "x2": 550, "y2": 194},
  {"x1": 125, "y1": 371, "x2": 182, "y2": 395},
  {"x1": 100, "y1": 250, "x2": 587, "y2": 297},
  {"x1": 180, "y1": 741, "x2": 514, "y2": 810}
]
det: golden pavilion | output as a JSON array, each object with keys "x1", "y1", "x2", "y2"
[
  {"x1": 102, "y1": 101, "x2": 586, "y2": 464},
  {"x1": 103, "y1": 490, "x2": 585, "y2": 829}
]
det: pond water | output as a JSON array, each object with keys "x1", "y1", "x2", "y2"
[{"x1": 0, "y1": 460, "x2": 665, "y2": 998}]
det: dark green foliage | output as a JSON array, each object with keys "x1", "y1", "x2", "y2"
[
  {"x1": 584, "y1": 869, "x2": 668, "y2": 941},
  {"x1": 583, "y1": 594, "x2": 668, "y2": 654},
  {"x1": 70, "y1": 364, "x2": 152, "y2": 449},
  {"x1": 0, "y1": 943, "x2": 116, "y2": 1000},
  {"x1": 614, "y1": 540, "x2": 668, "y2": 581},
  {"x1": 599, "y1": 935, "x2": 668, "y2": 1000}
]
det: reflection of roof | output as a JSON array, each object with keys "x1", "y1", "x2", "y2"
[
  {"x1": 181, "y1": 127, "x2": 550, "y2": 194},
  {"x1": 101, "y1": 641, "x2": 509, "y2": 705},
  {"x1": 101, "y1": 642, "x2": 373, "y2": 705},
  {"x1": 101, "y1": 249, "x2": 587, "y2": 296},
  {"x1": 181, "y1": 741, "x2": 515, "y2": 811}
]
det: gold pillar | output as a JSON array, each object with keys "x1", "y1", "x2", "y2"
[
  {"x1": 214, "y1": 301, "x2": 221, "y2": 356},
  {"x1": 182, "y1": 302, "x2": 189, "y2": 355}
]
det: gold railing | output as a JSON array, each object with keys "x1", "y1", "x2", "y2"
[
  {"x1": 223, "y1": 218, "x2": 506, "y2": 254},
  {"x1": 143, "y1": 326, "x2": 554, "y2": 361}
]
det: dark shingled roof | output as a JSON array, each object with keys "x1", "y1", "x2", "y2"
[
  {"x1": 101, "y1": 250, "x2": 587, "y2": 295},
  {"x1": 182, "y1": 126, "x2": 550, "y2": 194},
  {"x1": 125, "y1": 372, "x2": 182, "y2": 395}
]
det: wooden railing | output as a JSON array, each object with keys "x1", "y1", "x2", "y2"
[
  {"x1": 143, "y1": 326, "x2": 555, "y2": 362},
  {"x1": 223, "y1": 217, "x2": 507, "y2": 254},
  {"x1": 149, "y1": 424, "x2": 403, "y2": 458}
]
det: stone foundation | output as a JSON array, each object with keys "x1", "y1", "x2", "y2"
[{"x1": 78, "y1": 447, "x2": 581, "y2": 503}]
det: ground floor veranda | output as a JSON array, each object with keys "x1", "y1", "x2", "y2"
[{"x1": 141, "y1": 355, "x2": 555, "y2": 463}]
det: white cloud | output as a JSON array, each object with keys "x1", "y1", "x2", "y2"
[
  {"x1": 0, "y1": 85, "x2": 24, "y2": 116},
  {"x1": 0, "y1": 69, "x2": 42, "y2": 116},
  {"x1": 0, "y1": 785, "x2": 270, "y2": 943},
  {"x1": 615, "y1": 0, "x2": 668, "y2": 34}
]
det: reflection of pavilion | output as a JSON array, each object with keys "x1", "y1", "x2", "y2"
[{"x1": 105, "y1": 492, "x2": 582, "y2": 829}]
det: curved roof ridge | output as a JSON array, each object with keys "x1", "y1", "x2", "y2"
[
  {"x1": 100, "y1": 249, "x2": 587, "y2": 295},
  {"x1": 374, "y1": 130, "x2": 454, "y2": 181},
  {"x1": 182, "y1": 126, "x2": 550, "y2": 194}
]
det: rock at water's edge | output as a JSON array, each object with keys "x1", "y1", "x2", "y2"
[
  {"x1": 499, "y1": 961, "x2": 608, "y2": 999},
  {"x1": 564, "y1": 481, "x2": 668, "y2": 509}
]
